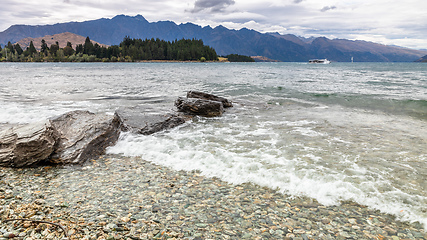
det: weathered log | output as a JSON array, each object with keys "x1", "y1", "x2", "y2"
[
  {"x1": 115, "y1": 110, "x2": 186, "y2": 135},
  {"x1": 175, "y1": 97, "x2": 224, "y2": 117},
  {"x1": 187, "y1": 91, "x2": 233, "y2": 108},
  {"x1": 0, "y1": 120, "x2": 59, "y2": 167},
  {"x1": 49, "y1": 110, "x2": 122, "y2": 165}
]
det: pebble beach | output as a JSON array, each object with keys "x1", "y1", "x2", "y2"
[{"x1": 0, "y1": 155, "x2": 425, "y2": 240}]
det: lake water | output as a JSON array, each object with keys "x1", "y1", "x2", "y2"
[{"x1": 0, "y1": 62, "x2": 426, "y2": 228}]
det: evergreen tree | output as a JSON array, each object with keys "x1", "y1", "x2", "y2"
[
  {"x1": 6, "y1": 42, "x2": 13, "y2": 53},
  {"x1": 75, "y1": 44, "x2": 83, "y2": 54},
  {"x1": 14, "y1": 43, "x2": 24, "y2": 55},
  {"x1": 41, "y1": 39, "x2": 49, "y2": 56},
  {"x1": 83, "y1": 37, "x2": 94, "y2": 55},
  {"x1": 27, "y1": 41, "x2": 37, "y2": 55},
  {"x1": 226, "y1": 54, "x2": 254, "y2": 62}
]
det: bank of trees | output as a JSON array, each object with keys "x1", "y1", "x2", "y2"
[
  {"x1": 0, "y1": 36, "x2": 219, "y2": 62},
  {"x1": 225, "y1": 54, "x2": 255, "y2": 62}
]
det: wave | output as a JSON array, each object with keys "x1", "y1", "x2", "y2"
[{"x1": 293, "y1": 92, "x2": 427, "y2": 120}]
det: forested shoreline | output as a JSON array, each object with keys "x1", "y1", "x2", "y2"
[{"x1": 0, "y1": 37, "x2": 219, "y2": 62}]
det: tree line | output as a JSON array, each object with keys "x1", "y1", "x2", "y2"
[
  {"x1": 225, "y1": 54, "x2": 255, "y2": 62},
  {"x1": 0, "y1": 36, "x2": 219, "y2": 62}
]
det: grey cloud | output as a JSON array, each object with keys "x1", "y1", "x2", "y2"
[
  {"x1": 320, "y1": 6, "x2": 337, "y2": 12},
  {"x1": 11, "y1": 11, "x2": 51, "y2": 19},
  {"x1": 190, "y1": 0, "x2": 235, "y2": 13},
  {"x1": 293, "y1": 0, "x2": 303, "y2": 3}
]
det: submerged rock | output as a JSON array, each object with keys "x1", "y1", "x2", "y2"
[
  {"x1": 187, "y1": 91, "x2": 233, "y2": 108},
  {"x1": 49, "y1": 110, "x2": 122, "y2": 165},
  {"x1": 115, "y1": 110, "x2": 186, "y2": 135},
  {"x1": 175, "y1": 97, "x2": 224, "y2": 117},
  {"x1": 0, "y1": 120, "x2": 59, "y2": 167},
  {"x1": 175, "y1": 91, "x2": 233, "y2": 117}
]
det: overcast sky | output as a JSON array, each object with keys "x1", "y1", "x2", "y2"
[{"x1": 1, "y1": 0, "x2": 426, "y2": 49}]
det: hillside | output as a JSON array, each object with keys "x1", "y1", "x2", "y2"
[
  {"x1": 415, "y1": 55, "x2": 427, "y2": 62},
  {"x1": 16, "y1": 32, "x2": 107, "y2": 50},
  {"x1": 1, "y1": 15, "x2": 426, "y2": 62}
]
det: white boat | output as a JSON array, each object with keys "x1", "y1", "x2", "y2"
[{"x1": 308, "y1": 59, "x2": 331, "y2": 64}]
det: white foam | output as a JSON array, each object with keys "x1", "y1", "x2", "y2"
[
  {"x1": 0, "y1": 100, "x2": 108, "y2": 124},
  {"x1": 108, "y1": 114, "x2": 427, "y2": 229}
]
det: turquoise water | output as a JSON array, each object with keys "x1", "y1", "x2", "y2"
[{"x1": 0, "y1": 62, "x2": 426, "y2": 228}]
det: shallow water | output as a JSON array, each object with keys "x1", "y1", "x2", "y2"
[{"x1": 0, "y1": 62, "x2": 426, "y2": 228}]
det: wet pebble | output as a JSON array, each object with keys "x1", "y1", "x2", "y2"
[{"x1": 1, "y1": 155, "x2": 426, "y2": 239}]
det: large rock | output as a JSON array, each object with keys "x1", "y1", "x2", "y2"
[
  {"x1": 115, "y1": 110, "x2": 186, "y2": 135},
  {"x1": 187, "y1": 91, "x2": 233, "y2": 108},
  {"x1": 0, "y1": 120, "x2": 59, "y2": 167},
  {"x1": 49, "y1": 110, "x2": 122, "y2": 165},
  {"x1": 175, "y1": 97, "x2": 224, "y2": 117}
]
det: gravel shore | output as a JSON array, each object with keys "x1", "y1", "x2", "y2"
[{"x1": 1, "y1": 155, "x2": 426, "y2": 240}]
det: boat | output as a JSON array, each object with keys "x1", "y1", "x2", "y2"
[{"x1": 308, "y1": 59, "x2": 331, "y2": 64}]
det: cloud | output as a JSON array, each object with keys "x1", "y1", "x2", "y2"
[
  {"x1": 190, "y1": 0, "x2": 235, "y2": 13},
  {"x1": 1, "y1": 0, "x2": 427, "y2": 49},
  {"x1": 320, "y1": 6, "x2": 337, "y2": 12},
  {"x1": 11, "y1": 11, "x2": 51, "y2": 19}
]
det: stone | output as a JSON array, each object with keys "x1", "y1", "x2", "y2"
[
  {"x1": 49, "y1": 110, "x2": 122, "y2": 164},
  {"x1": 121, "y1": 217, "x2": 130, "y2": 223},
  {"x1": 34, "y1": 199, "x2": 46, "y2": 205},
  {"x1": 2, "y1": 232, "x2": 15, "y2": 238},
  {"x1": 175, "y1": 97, "x2": 224, "y2": 117},
  {"x1": 114, "y1": 110, "x2": 186, "y2": 135},
  {"x1": 0, "y1": 120, "x2": 59, "y2": 167},
  {"x1": 321, "y1": 218, "x2": 331, "y2": 224},
  {"x1": 187, "y1": 91, "x2": 233, "y2": 108},
  {"x1": 383, "y1": 226, "x2": 397, "y2": 235}
]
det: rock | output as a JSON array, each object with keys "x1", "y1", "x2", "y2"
[
  {"x1": 0, "y1": 120, "x2": 59, "y2": 167},
  {"x1": 2, "y1": 232, "x2": 15, "y2": 238},
  {"x1": 34, "y1": 199, "x2": 46, "y2": 205},
  {"x1": 115, "y1": 110, "x2": 186, "y2": 135},
  {"x1": 121, "y1": 217, "x2": 130, "y2": 223},
  {"x1": 49, "y1": 110, "x2": 122, "y2": 164},
  {"x1": 187, "y1": 91, "x2": 233, "y2": 108},
  {"x1": 175, "y1": 97, "x2": 224, "y2": 117},
  {"x1": 383, "y1": 226, "x2": 397, "y2": 235}
]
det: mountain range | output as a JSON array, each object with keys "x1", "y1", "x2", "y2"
[
  {"x1": 415, "y1": 55, "x2": 427, "y2": 62},
  {"x1": 1, "y1": 14, "x2": 426, "y2": 62}
]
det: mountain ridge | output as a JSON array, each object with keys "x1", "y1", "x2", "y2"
[{"x1": 1, "y1": 15, "x2": 426, "y2": 62}]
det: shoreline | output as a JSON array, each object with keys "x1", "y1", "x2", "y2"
[{"x1": 1, "y1": 155, "x2": 426, "y2": 239}]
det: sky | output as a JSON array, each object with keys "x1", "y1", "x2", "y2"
[{"x1": 1, "y1": 0, "x2": 427, "y2": 50}]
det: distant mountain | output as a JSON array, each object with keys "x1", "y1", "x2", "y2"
[
  {"x1": 1, "y1": 14, "x2": 426, "y2": 62},
  {"x1": 16, "y1": 32, "x2": 107, "y2": 50},
  {"x1": 415, "y1": 55, "x2": 427, "y2": 62}
]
